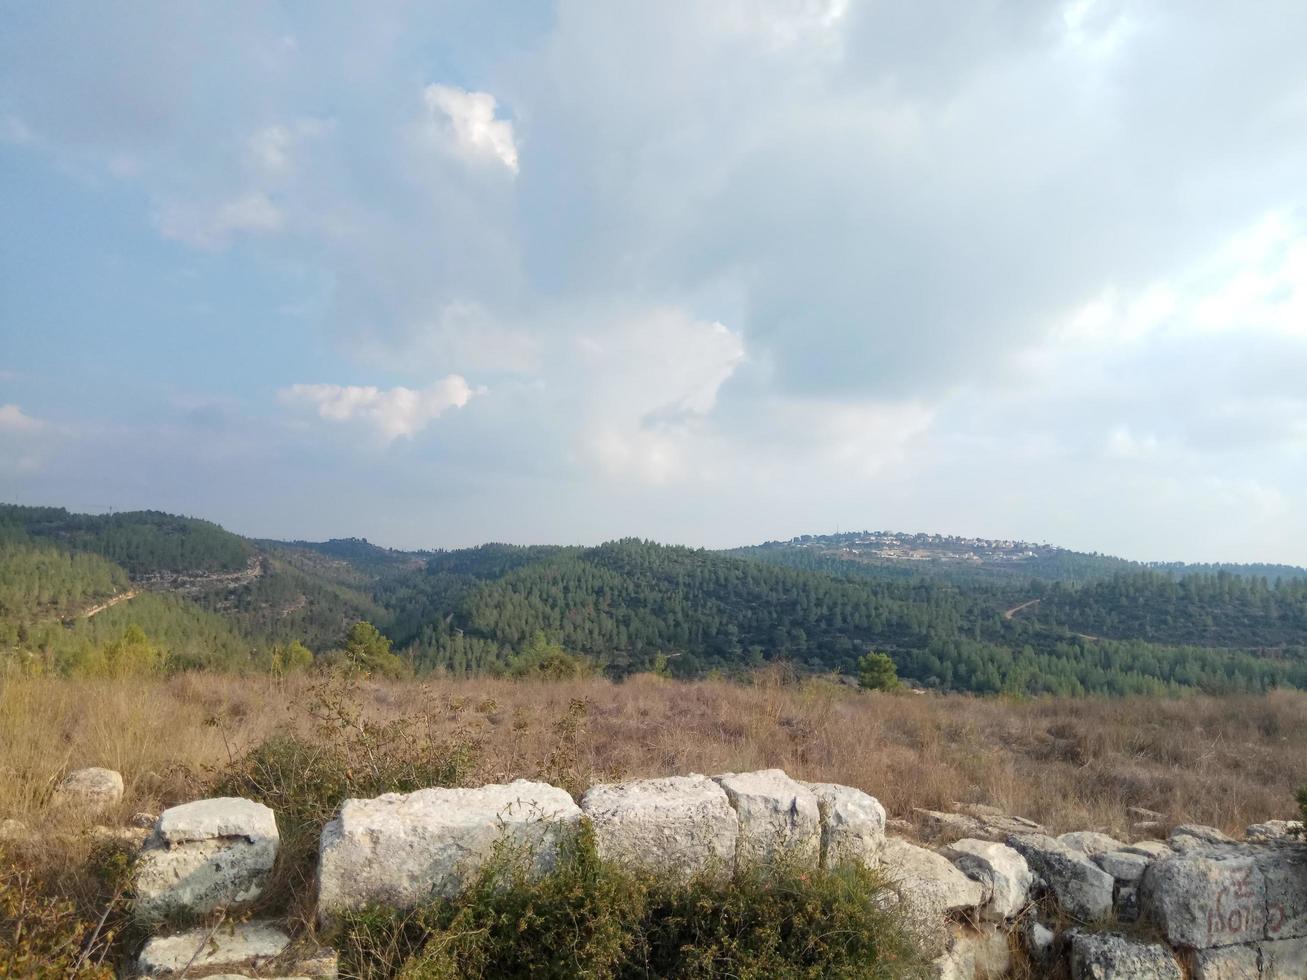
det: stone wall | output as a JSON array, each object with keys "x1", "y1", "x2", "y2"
[{"x1": 56, "y1": 763, "x2": 1302, "y2": 978}]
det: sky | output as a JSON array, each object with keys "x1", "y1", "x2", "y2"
[{"x1": 2, "y1": 1, "x2": 1306, "y2": 563}]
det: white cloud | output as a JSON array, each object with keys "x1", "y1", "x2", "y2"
[
  {"x1": 243, "y1": 118, "x2": 333, "y2": 178},
  {"x1": 422, "y1": 84, "x2": 519, "y2": 173},
  {"x1": 0, "y1": 404, "x2": 43, "y2": 433},
  {"x1": 280, "y1": 376, "x2": 476, "y2": 444},
  {"x1": 575, "y1": 311, "x2": 744, "y2": 483},
  {"x1": 154, "y1": 191, "x2": 284, "y2": 248}
]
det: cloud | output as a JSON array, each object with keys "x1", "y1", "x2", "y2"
[
  {"x1": 0, "y1": 404, "x2": 43, "y2": 433},
  {"x1": 4, "y1": 2, "x2": 1307, "y2": 560},
  {"x1": 422, "y1": 84, "x2": 518, "y2": 173},
  {"x1": 154, "y1": 191, "x2": 284, "y2": 248},
  {"x1": 280, "y1": 377, "x2": 476, "y2": 444}
]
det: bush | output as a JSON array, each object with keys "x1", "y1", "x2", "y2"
[
  {"x1": 857, "y1": 652, "x2": 900, "y2": 692},
  {"x1": 507, "y1": 633, "x2": 595, "y2": 680},
  {"x1": 0, "y1": 838, "x2": 136, "y2": 978},
  {"x1": 211, "y1": 674, "x2": 482, "y2": 916},
  {"x1": 337, "y1": 826, "x2": 927, "y2": 979}
]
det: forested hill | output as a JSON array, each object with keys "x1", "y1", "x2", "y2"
[
  {"x1": 729, "y1": 531, "x2": 1307, "y2": 587},
  {"x1": 1, "y1": 504, "x2": 1305, "y2": 696},
  {"x1": 1020, "y1": 571, "x2": 1307, "y2": 647},
  {"x1": 1, "y1": 504, "x2": 252, "y2": 577}
]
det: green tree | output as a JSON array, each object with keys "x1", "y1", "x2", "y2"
[
  {"x1": 270, "y1": 640, "x2": 314, "y2": 674},
  {"x1": 342, "y1": 621, "x2": 407, "y2": 678},
  {"x1": 507, "y1": 632, "x2": 594, "y2": 680},
  {"x1": 857, "y1": 651, "x2": 899, "y2": 691}
]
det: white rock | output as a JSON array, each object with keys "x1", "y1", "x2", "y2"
[
  {"x1": 1095, "y1": 849, "x2": 1150, "y2": 883},
  {"x1": 941, "y1": 838, "x2": 1032, "y2": 920},
  {"x1": 1141, "y1": 852, "x2": 1265, "y2": 948},
  {"x1": 1245, "y1": 820, "x2": 1304, "y2": 843},
  {"x1": 1259, "y1": 844, "x2": 1307, "y2": 942},
  {"x1": 1059, "y1": 831, "x2": 1126, "y2": 857},
  {"x1": 317, "y1": 779, "x2": 581, "y2": 920},
  {"x1": 134, "y1": 797, "x2": 279, "y2": 921},
  {"x1": 53, "y1": 767, "x2": 123, "y2": 813},
  {"x1": 1192, "y1": 944, "x2": 1260, "y2": 979},
  {"x1": 880, "y1": 837, "x2": 985, "y2": 914},
  {"x1": 1262, "y1": 935, "x2": 1307, "y2": 979},
  {"x1": 580, "y1": 774, "x2": 736, "y2": 878},
  {"x1": 803, "y1": 781, "x2": 886, "y2": 869},
  {"x1": 713, "y1": 769, "x2": 820, "y2": 867},
  {"x1": 137, "y1": 921, "x2": 290, "y2": 975},
  {"x1": 1025, "y1": 920, "x2": 1056, "y2": 961},
  {"x1": 1069, "y1": 932, "x2": 1182, "y2": 979},
  {"x1": 1007, "y1": 833, "x2": 1114, "y2": 922},
  {"x1": 154, "y1": 797, "x2": 278, "y2": 844},
  {"x1": 1170, "y1": 824, "x2": 1238, "y2": 847},
  {"x1": 1123, "y1": 840, "x2": 1174, "y2": 860}
]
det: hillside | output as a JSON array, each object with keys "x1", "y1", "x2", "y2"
[
  {"x1": 729, "y1": 530, "x2": 1307, "y2": 587},
  {"x1": 1, "y1": 504, "x2": 1305, "y2": 696}
]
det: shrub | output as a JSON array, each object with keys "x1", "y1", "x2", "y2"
[
  {"x1": 857, "y1": 652, "x2": 900, "y2": 692},
  {"x1": 507, "y1": 633, "x2": 595, "y2": 680},
  {"x1": 211, "y1": 674, "x2": 482, "y2": 916},
  {"x1": 0, "y1": 837, "x2": 136, "y2": 978},
  {"x1": 337, "y1": 826, "x2": 926, "y2": 979}
]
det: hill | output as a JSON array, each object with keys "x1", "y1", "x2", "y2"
[
  {"x1": 728, "y1": 530, "x2": 1307, "y2": 587},
  {"x1": 1, "y1": 504, "x2": 1305, "y2": 696}
]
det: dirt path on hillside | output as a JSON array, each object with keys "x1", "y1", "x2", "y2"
[
  {"x1": 81, "y1": 591, "x2": 139, "y2": 619},
  {"x1": 1002, "y1": 598, "x2": 1041, "y2": 620}
]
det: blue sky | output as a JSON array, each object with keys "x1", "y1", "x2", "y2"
[{"x1": 2, "y1": 1, "x2": 1306, "y2": 562}]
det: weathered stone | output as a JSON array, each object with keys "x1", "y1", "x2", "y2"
[
  {"x1": 1246, "y1": 820, "x2": 1304, "y2": 843},
  {"x1": 928, "y1": 938, "x2": 974, "y2": 980},
  {"x1": 580, "y1": 774, "x2": 736, "y2": 878},
  {"x1": 967, "y1": 924, "x2": 1014, "y2": 979},
  {"x1": 1024, "y1": 919, "x2": 1055, "y2": 962},
  {"x1": 1123, "y1": 840, "x2": 1174, "y2": 860},
  {"x1": 317, "y1": 780, "x2": 581, "y2": 920},
  {"x1": 713, "y1": 769, "x2": 820, "y2": 867},
  {"x1": 1116, "y1": 883, "x2": 1141, "y2": 922},
  {"x1": 940, "y1": 838, "x2": 1032, "y2": 920},
  {"x1": 880, "y1": 837, "x2": 985, "y2": 915},
  {"x1": 1129, "y1": 806, "x2": 1166, "y2": 821},
  {"x1": 1259, "y1": 843, "x2": 1307, "y2": 941},
  {"x1": 1059, "y1": 831, "x2": 1126, "y2": 857},
  {"x1": 53, "y1": 767, "x2": 123, "y2": 814},
  {"x1": 1069, "y1": 932, "x2": 1182, "y2": 979},
  {"x1": 154, "y1": 797, "x2": 278, "y2": 844},
  {"x1": 803, "y1": 781, "x2": 885, "y2": 869},
  {"x1": 1141, "y1": 852, "x2": 1265, "y2": 948},
  {"x1": 931, "y1": 923, "x2": 1010, "y2": 979},
  {"x1": 1171, "y1": 824, "x2": 1239, "y2": 847},
  {"x1": 915, "y1": 807, "x2": 1043, "y2": 843},
  {"x1": 1261, "y1": 935, "x2": 1307, "y2": 979},
  {"x1": 1095, "y1": 849, "x2": 1150, "y2": 883},
  {"x1": 1191, "y1": 944, "x2": 1260, "y2": 980},
  {"x1": 135, "y1": 798, "x2": 279, "y2": 921},
  {"x1": 952, "y1": 802, "x2": 1007, "y2": 818},
  {"x1": 137, "y1": 921, "x2": 290, "y2": 975},
  {"x1": 1007, "y1": 833, "x2": 1114, "y2": 922}
]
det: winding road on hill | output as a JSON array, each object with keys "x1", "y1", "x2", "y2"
[
  {"x1": 1002, "y1": 598, "x2": 1041, "y2": 620},
  {"x1": 81, "y1": 591, "x2": 139, "y2": 619}
]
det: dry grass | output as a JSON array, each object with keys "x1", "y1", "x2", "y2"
[{"x1": 4, "y1": 670, "x2": 1305, "y2": 838}]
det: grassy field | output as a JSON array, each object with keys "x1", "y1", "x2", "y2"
[{"x1": 4, "y1": 670, "x2": 1305, "y2": 837}]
